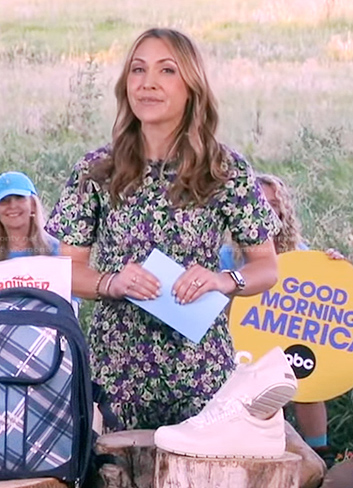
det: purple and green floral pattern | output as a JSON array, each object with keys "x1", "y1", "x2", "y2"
[{"x1": 46, "y1": 145, "x2": 279, "y2": 430}]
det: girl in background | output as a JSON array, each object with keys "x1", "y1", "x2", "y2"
[
  {"x1": 0, "y1": 171, "x2": 79, "y2": 315},
  {"x1": 0, "y1": 171, "x2": 58, "y2": 260}
]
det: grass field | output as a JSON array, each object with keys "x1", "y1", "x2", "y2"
[{"x1": 1, "y1": 0, "x2": 353, "y2": 452}]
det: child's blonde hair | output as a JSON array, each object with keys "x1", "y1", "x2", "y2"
[{"x1": 256, "y1": 173, "x2": 303, "y2": 254}]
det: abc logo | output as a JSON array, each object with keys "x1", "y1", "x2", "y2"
[{"x1": 284, "y1": 345, "x2": 316, "y2": 379}]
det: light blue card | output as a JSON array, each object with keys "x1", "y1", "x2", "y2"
[{"x1": 127, "y1": 248, "x2": 229, "y2": 343}]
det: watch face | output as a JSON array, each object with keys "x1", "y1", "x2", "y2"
[{"x1": 231, "y1": 271, "x2": 246, "y2": 289}]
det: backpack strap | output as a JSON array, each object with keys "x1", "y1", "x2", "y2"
[{"x1": 0, "y1": 287, "x2": 74, "y2": 315}]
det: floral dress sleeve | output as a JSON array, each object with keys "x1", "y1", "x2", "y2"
[
  {"x1": 45, "y1": 150, "x2": 104, "y2": 247},
  {"x1": 219, "y1": 149, "x2": 281, "y2": 246}
]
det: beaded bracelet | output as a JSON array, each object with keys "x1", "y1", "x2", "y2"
[
  {"x1": 95, "y1": 272, "x2": 109, "y2": 299},
  {"x1": 105, "y1": 273, "x2": 117, "y2": 296}
]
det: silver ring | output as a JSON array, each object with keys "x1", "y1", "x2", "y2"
[{"x1": 191, "y1": 279, "x2": 202, "y2": 288}]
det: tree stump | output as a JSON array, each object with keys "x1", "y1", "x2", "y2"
[
  {"x1": 96, "y1": 430, "x2": 303, "y2": 488},
  {"x1": 285, "y1": 420, "x2": 326, "y2": 488},
  {"x1": 154, "y1": 450, "x2": 302, "y2": 488},
  {"x1": 96, "y1": 430, "x2": 155, "y2": 488},
  {"x1": 0, "y1": 479, "x2": 66, "y2": 488},
  {"x1": 96, "y1": 430, "x2": 155, "y2": 453}
]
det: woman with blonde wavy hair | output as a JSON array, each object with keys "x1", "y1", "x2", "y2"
[
  {"x1": 46, "y1": 28, "x2": 281, "y2": 433},
  {"x1": 0, "y1": 171, "x2": 58, "y2": 261}
]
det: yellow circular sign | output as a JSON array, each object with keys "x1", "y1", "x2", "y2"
[{"x1": 229, "y1": 250, "x2": 353, "y2": 402}]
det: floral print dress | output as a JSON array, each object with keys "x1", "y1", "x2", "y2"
[{"x1": 46, "y1": 144, "x2": 278, "y2": 430}]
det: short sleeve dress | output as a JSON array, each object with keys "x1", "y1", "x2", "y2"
[{"x1": 46, "y1": 144, "x2": 279, "y2": 430}]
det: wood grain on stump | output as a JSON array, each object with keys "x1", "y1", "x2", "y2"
[
  {"x1": 96, "y1": 430, "x2": 155, "y2": 454},
  {"x1": 154, "y1": 450, "x2": 302, "y2": 488},
  {"x1": 97, "y1": 430, "x2": 156, "y2": 488}
]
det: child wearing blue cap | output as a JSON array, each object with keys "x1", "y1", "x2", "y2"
[
  {"x1": 0, "y1": 171, "x2": 59, "y2": 260},
  {"x1": 0, "y1": 171, "x2": 80, "y2": 314},
  {"x1": 0, "y1": 171, "x2": 59, "y2": 259}
]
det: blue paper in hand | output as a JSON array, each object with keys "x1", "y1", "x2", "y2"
[{"x1": 127, "y1": 248, "x2": 229, "y2": 343}]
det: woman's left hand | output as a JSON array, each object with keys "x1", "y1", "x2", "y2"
[{"x1": 172, "y1": 264, "x2": 236, "y2": 304}]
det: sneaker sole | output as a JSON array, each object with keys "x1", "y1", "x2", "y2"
[
  {"x1": 156, "y1": 446, "x2": 283, "y2": 459},
  {"x1": 247, "y1": 384, "x2": 296, "y2": 420}
]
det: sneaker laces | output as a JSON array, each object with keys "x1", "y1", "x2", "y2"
[{"x1": 188, "y1": 395, "x2": 252, "y2": 428}]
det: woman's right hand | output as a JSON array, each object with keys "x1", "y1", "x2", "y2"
[{"x1": 104, "y1": 262, "x2": 161, "y2": 300}]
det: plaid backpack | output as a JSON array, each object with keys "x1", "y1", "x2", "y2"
[{"x1": 0, "y1": 287, "x2": 93, "y2": 487}]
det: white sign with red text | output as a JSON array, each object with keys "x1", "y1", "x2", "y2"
[{"x1": 0, "y1": 256, "x2": 72, "y2": 303}]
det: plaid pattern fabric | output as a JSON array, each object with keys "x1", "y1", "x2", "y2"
[
  {"x1": 0, "y1": 298, "x2": 74, "y2": 473},
  {"x1": 0, "y1": 325, "x2": 57, "y2": 380},
  {"x1": 0, "y1": 296, "x2": 57, "y2": 313}
]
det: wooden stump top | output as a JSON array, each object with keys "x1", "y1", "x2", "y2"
[
  {"x1": 0, "y1": 479, "x2": 66, "y2": 488},
  {"x1": 96, "y1": 429, "x2": 155, "y2": 454}
]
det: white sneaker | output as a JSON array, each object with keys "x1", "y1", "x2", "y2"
[
  {"x1": 203, "y1": 346, "x2": 297, "y2": 420},
  {"x1": 154, "y1": 398, "x2": 285, "y2": 458}
]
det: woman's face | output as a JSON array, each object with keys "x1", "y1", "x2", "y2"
[
  {"x1": 127, "y1": 37, "x2": 189, "y2": 132},
  {"x1": 261, "y1": 183, "x2": 281, "y2": 218},
  {"x1": 0, "y1": 195, "x2": 34, "y2": 233}
]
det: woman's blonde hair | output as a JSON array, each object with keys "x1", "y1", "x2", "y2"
[
  {"x1": 256, "y1": 174, "x2": 303, "y2": 254},
  {"x1": 88, "y1": 27, "x2": 227, "y2": 206},
  {"x1": 0, "y1": 195, "x2": 53, "y2": 260}
]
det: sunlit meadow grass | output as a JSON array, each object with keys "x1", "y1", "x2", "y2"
[{"x1": 1, "y1": 0, "x2": 353, "y2": 451}]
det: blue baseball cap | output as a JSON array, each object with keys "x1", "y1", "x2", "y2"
[{"x1": 0, "y1": 172, "x2": 37, "y2": 202}]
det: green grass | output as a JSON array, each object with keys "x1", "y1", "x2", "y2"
[
  {"x1": 1, "y1": 0, "x2": 353, "y2": 454},
  {"x1": 0, "y1": 18, "x2": 135, "y2": 62},
  {"x1": 2, "y1": 17, "x2": 353, "y2": 64}
]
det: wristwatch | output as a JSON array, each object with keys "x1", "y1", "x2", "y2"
[{"x1": 221, "y1": 269, "x2": 246, "y2": 291}]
